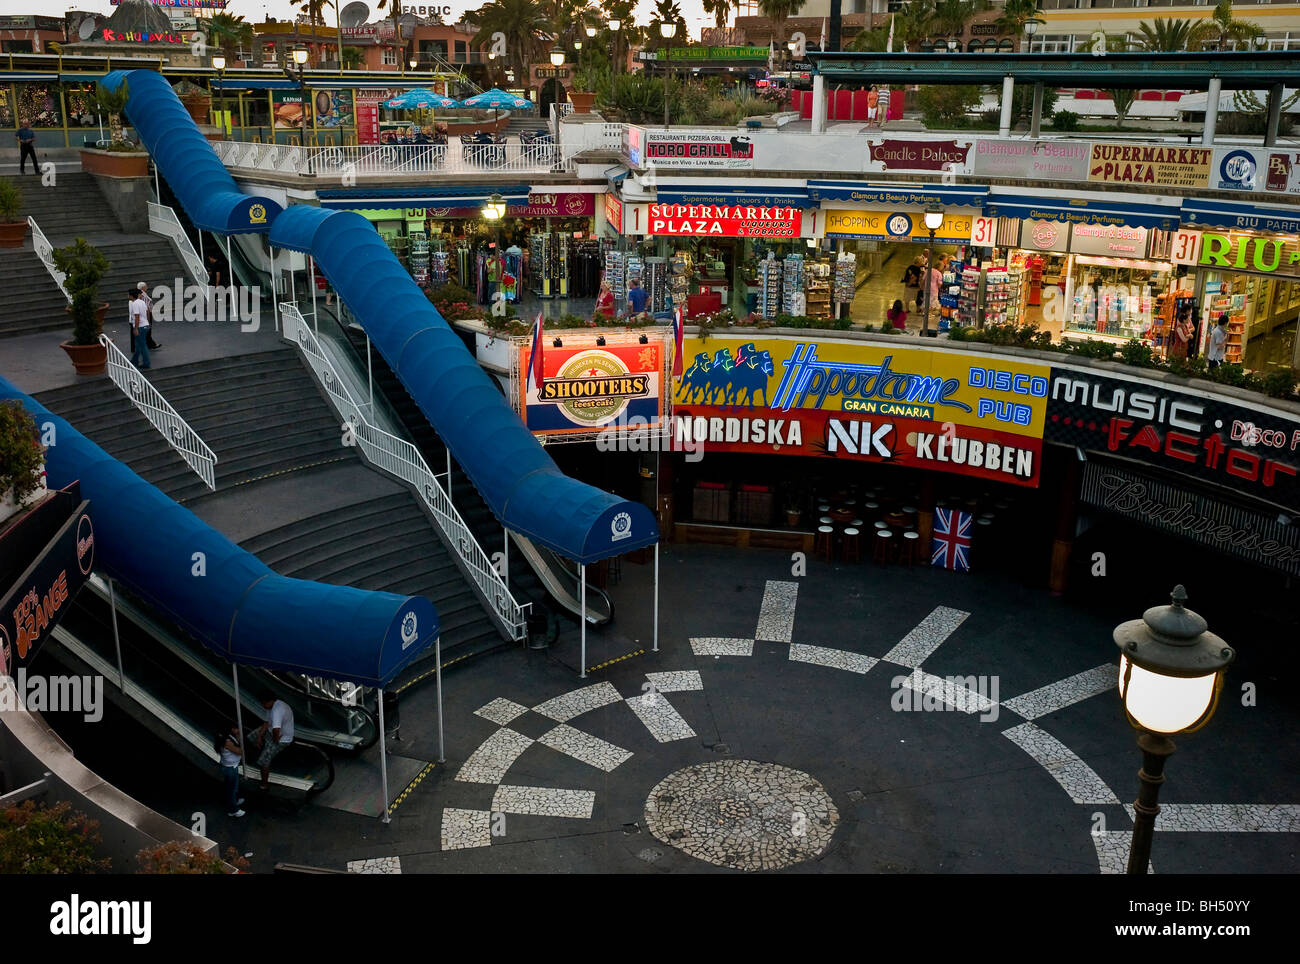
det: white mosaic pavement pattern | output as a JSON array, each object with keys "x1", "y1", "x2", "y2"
[
  {"x1": 1091, "y1": 832, "x2": 1152, "y2": 874},
  {"x1": 1002, "y1": 722, "x2": 1120, "y2": 805},
  {"x1": 690, "y1": 637, "x2": 755, "y2": 657},
  {"x1": 537, "y1": 723, "x2": 633, "y2": 772},
  {"x1": 790, "y1": 643, "x2": 879, "y2": 675},
  {"x1": 441, "y1": 808, "x2": 492, "y2": 850},
  {"x1": 756, "y1": 580, "x2": 798, "y2": 642},
  {"x1": 532, "y1": 682, "x2": 623, "y2": 723},
  {"x1": 492, "y1": 785, "x2": 596, "y2": 819},
  {"x1": 625, "y1": 691, "x2": 697, "y2": 742},
  {"x1": 456, "y1": 727, "x2": 535, "y2": 784},
  {"x1": 474, "y1": 697, "x2": 530, "y2": 726},
  {"x1": 346, "y1": 856, "x2": 402, "y2": 873},
  {"x1": 1122, "y1": 804, "x2": 1300, "y2": 833},
  {"x1": 882, "y1": 606, "x2": 971, "y2": 668},
  {"x1": 1001, "y1": 665, "x2": 1115, "y2": 721},
  {"x1": 645, "y1": 670, "x2": 704, "y2": 693},
  {"x1": 897, "y1": 668, "x2": 997, "y2": 715},
  {"x1": 644, "y1": 759, "x2": 839, "y2": 871}
]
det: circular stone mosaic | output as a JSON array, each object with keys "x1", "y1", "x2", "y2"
[{"x1": 643, "y1": 760, "x2": 839, "y2": 871}]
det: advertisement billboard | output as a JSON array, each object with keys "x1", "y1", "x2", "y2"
[{"x1": 519, "y1": 340, "x2": 666, "y2": 436}]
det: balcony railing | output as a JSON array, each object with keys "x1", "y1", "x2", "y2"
[{"x1": 213, "y1": 135, "x2": 566, "y2": 178}]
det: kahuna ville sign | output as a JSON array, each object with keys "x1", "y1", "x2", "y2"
[{"x1": 1045, "y1": 369, "x2": 1300, "y2": 511}]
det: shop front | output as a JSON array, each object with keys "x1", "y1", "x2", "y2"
[
  {"x1": 984, "y1": 193, "x2": 1184, "y2": 348},
  {"x1": 1175, "y1": 199, "x2": 1300, "y2": 371},
  {"x1": 318, "y1": 186, "x2": 600, "y2": 300}
]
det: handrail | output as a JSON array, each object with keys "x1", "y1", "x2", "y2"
[
  {"x1": 213, "y1": 137, "x2": 564, "y2": 178},
  {"x1": 96, "y1": 333, "x2": 218, "y2": 490},
  {"x1": 280, "y1": 303, "x2": 529, "y2": 642},
  {"x1": 147, "y1": 201, "x2": 209, "y2": 286},
  {"x1": 28, "y1": 216, "x2": 70, "y2": 302}
]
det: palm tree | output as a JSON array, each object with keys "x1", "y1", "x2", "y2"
[
  {"x1": 94, "y1": 80, "x2": 130, "y2": 146},
  {"x1": 895, "y1": 0, "x2": 937, "y2": 49},
  {"x1": 994, "y1": 0, "x2": 1043, "y2": 51},
  {"x1": 702, "y1": 0, "x2": 733, "y2": 32},
  {"x1": 758, "y1": 0, "x2": 800, "y2": 48},
  {"x1": 602, "y1": 0, "x2": 638, "y2": 71},
  {"x1": 206, "y1": 12, "x2": 254, "y2": 62},
  {"x1": 848, "y1": 25, "x2": 890, "y2": 52},
  {"x1": 1099, "y1": 35, "x2": 1136, "y2": 127},
  {"x1": 933, "y1": 0, "x2": 982, "y2": 39},
  {"x1": 1135, "y1": 18, "x2": 1203, "y2": 53},
  {"x1": 341, "y1": 46, "x2": 365, "y2": 69},
  {"x1": 469, "y1": 0, "x2": 550, "y2": 94},
  {"x1": 652, "y1": 0, "x2": 688, "y2": 48},
  {"x1": 1198, "y1": 0, "x2": 1264, "y2": 50}
]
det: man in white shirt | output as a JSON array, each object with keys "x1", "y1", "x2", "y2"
[
  {"x1": 1207, "y1": 315, "x2": 1229, "y2": 369},
  {"x1": 137, "y1": 281, "x2": 160, "y2": 350},
  {"x1": 255, "y1": 692, "x2": 295, "y2": 790},
  {"x1": 128, "y1": 290, "x2": 151, "y2": 369}
]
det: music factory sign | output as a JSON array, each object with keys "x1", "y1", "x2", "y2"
[
  {"x1": 1045, "y1": 368, "x2": 1300, "y2": 510},
  {"x1": 671, "y1": 336, "x2": 1049, "y2": 486},
  {"x1": 518, "y1": 341, "x2": 664, "y2": 437}
]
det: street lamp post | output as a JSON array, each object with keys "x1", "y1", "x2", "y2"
[
  {"x1": 483, "y1": 192, "x2": 506, "y2": 307},
  {"x1": 1114, "y1": 586, "x2": 1234, "y2": 875},
  {"x1": 660, "y1": 21, "x2": 677, "y2": 130},
  {"x1": 285, "y1": 46, "x2": 313, "y2": 170},
  {"x1": 212, "y1": 55, "x2": 226, "y2": 133},
  {"x1": 921, "y1": 205, "x2": 944, "y2": 336},
  {"x1": 609, "y1": 19, "x2": 622, "y2": 75},
  {"x1": 1023, "y1": 19, "x2": 1039, "y2": 54},
  {"x1": 574, "y1": 39, "x2": 583, "y2": 73}
]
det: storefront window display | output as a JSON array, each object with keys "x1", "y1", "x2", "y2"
[
  {"x1": 0, "y1": 86, "x2": 17, "y2": 128},
  {"x1": 1065, "y1": 255, "x2": 1172, "y2": 343},
  {"x1": 17, "y1": 83, "x2": 60, "y2": 127}
]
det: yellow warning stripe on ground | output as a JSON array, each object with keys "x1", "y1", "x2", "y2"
[
  {"x1": 386, "y1": 760, "x2": 437, "y2": 818},
  {"x1": 392, "y1": 653, "x2": 472, "y2": 696},
  {"x1": 587, "y1": 648, "x2": 645, "y2": 674}
]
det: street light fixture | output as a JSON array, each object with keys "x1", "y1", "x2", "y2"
[
  {"x1": 585, "y1": 26, "x2": 597, "y2": 39},
  {"x1": 212, "y1": 55, "x2": 226, "y2": 131},
  {"x1": 609, "y1": 18, "x2": 623, "y2": 75},
  {"x1": 285, "y1": 46, "x2": 312, "y2": 160},
  {"x1": 946, "y1": 38, "x2": 958, "y2": 53},
  {"x1": 921, "y1": 205, "x2": 944, "y2": 336},
  {"x1": 1023, "y1": 18, "x2": 1039, "y2": 54},
  {"x1": 660, "y1": 21, "x2": 677, "y2": 129},
  {"x1": 1114, "y1": 586, "x2": 1234, "y2": 874},
  {"x1": 550, "y1": 49, "x2": 566, "y2": 68}
]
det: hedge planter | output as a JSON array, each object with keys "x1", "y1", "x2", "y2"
[
  {"x1": 59, "y1": 339, "x2": 108, "y2": 376},
  {"x1": 80, "y1": 148, "x2": 149, "y2": 178},
  {"x1": 0, "y1": 220, "x2": 26, "y2": 248}
]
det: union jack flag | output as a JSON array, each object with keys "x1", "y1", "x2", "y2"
[{"x1": 931, "y1": 508, "x2": 972, "y2": 572}]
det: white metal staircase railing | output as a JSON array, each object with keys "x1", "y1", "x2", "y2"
[
  {"x1": 147, "y1": 202, "x2": 209, "y2": 286},
  {"x1": 280, "y1": 303, "x2": 529, "y2": 642},
  {"x1": 29, "y1": 216, "x2": 70, "y2": 302},
  {"x1": 96, "y1": 334, "x2": 218, "y2": 490}
]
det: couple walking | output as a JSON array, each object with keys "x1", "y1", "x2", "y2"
[{"x1": 128, "y1": 282, "x2": 161, "y2": 369}]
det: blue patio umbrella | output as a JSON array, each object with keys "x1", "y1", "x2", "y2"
[
  {"x1": 383, "y1": 88, "x2": 460, "y2": 109},
  {"x1": 460, "y1": 88, "x2": 534, "y2": 110}
]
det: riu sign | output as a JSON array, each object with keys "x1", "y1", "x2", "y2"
[
  {"x1": 647, "y1": 203, "x2": 801, "y2": 237},
  {"x1": 1172, "y1": 228, "x2": 1300, "y2": 278}
]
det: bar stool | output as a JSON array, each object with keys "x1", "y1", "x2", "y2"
[
  {"x1": 815, "y1": 525, "x2": 834, "y2": 563},
  {"x1": 873, "y1": 520, "x2": 888, "y2": 530},
  {"x1": 900, "y1": 530, "x2": 920, "y2": 567},
  {"x1": 841, "y1": 527, "x2": 861, "y2": 563},
  {"x1": 901, "y1": 505, "x2": 917, "y2": 516},
  {"x1": 818, "y1": 503, "x2": 831, "y2": 513},
  {"x1": 863, "y1": 501, "x2": 880, "y2": 512},
  {"x1": 851, "y1": 518, "x2": 864, "y2": 527},
  {"x1": 872, "y1": 528, "x2": 894, "y2": 565},
  {"x1": 819, "y1": 515, "x2": 833, "y2": 525}
]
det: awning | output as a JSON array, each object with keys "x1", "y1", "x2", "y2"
[
  {"x1": 984, "y1": 193, "x2": 1181, "y2": 231},
  {"x1": 808, "y1": 181, "x2": 987, "y2": 208},
  {"x1": 317, "y1": 184, "x2": 531, "y2": 211},
  {"x1": 653, "y1": 185, "x2": 810, "y2": 208},
  {"x1": 1180, "y1": 198, "x2": 1300, "y2": 236},
  {"x1": 206, "y1": 78, "x2": 304, "y2": 90}
]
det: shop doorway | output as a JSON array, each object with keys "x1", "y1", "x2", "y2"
[{"x1": 539, "y1": 79, "x2": 565, "y2": 118}]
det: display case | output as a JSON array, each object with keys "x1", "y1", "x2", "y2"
[
  {"x1": 833, "y1": 253, "x2": 857, "y2": 306},
  {"x1": 957, "y1": 267, "x2": 982, "y2": 328},
  {"x1": 804, "y1": 260, "x2": 832, "y2": 320},
  {"x1": 782, "y1": 254, "x2": 805, "y2": 314},
  {"x1": 669, "y1": 251, "x2": 694, "y2": 310},
  {"x1": 643, "y1": 257, "x2": 668, "y2": 313},
  {"x1": 408, "y1": 231, "x2": 430, "y2": 286},
  {"x1": 757, "y1": 257, "x2": 782, "y2": 319},
  {"x1": 605, "y1": 250, "x2": 628, "y2": 306}
]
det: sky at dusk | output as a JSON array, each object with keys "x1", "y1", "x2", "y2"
[{"x1": 2, "y1": 0, "x2": 740, "y2": 41}]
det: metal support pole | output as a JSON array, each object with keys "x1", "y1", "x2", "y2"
[
  {"x1": 1265, "y1": 83, "x2": 1284, "y2": 147},
  {"x1": 231, "y1": 663, "x2": 246, "y2": 768},
  {"x1": 225, "y1": 235, "x2": 235, "y2": 318},
  {"x1": 446, "y1": 449, "x2": 452, "y2": 500},
  {"x1": 153, "y1": 162, "x2": 159, "y2": 202},
  {"x1": 1030, "y1": 83, "x2": 1044, "y2": 138},
  {"x1": 309, "y1": 254, "x2": 319, "y2": 334},
  {"x1": 663, "y1": 49, "x2": 670, "y2": 129},
  {"x1": 378, "y1": 686, "x2": 391, "y2": 824},
  {"x1": 107, "y1": 578, "x2": 125, "y2": 693},
  {"x1": 579, "y1": 563, "x2": 588, "y2": 678},
  {"x1": 1202, "y1": 76, "x2": 1222, "y2": 146},
  {"x1": 998, "y1": 75, "x2": 1015, "y2": 138},
  {"x1": 502, "y1": 526, "x2": 509, "y2": 582},
  {"x1": 652, "y1": 543, "x2": 660, "y2": 652},
  {"x1": 922, "y1": 231, "x2": 935, "y2": 336},
  {"x1": 1126, "y1": 730, "x2": 1175, "y2": 874},
  {"x1": 289, "y1": 255, "x2": 297, "y2": 306},
  {"x1": 366, "y1": 334, "x2": 374, "y2": 415},
  {"x1": 811, "y1": 73, "x2": 827, "y2": 135},
  {"x1": 435, "y1": 636, "x2": 445, "y2": 763},
  {"x1": 270, "y1": 245, "x2": 279, "y2": 333}
]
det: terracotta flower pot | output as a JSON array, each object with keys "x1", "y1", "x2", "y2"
[
  {"x1": 181, "y1": 95, "x2": 211, "y2": 125},
  {"x1": 60, "y1": 340, "x2": 108, "y2": 376},
  {"x1": 569, "y1": 91, "x2": 597, "y2": 114},
  {"x1": 0, "y1": 219, "x2": 27, "y2": 249},
  {"x1": 80, "y1": 148, "x2": 149, "y2": 178}
]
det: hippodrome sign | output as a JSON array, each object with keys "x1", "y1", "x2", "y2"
[
  {"x1": 518, "y1": 341, "x2": 665, "y2": 437},
  {"x1": 671, "y1": 337, "x2": 1049, "y2": 486}
]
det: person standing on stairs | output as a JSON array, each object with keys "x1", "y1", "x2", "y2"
[
  {"x1": 128, "y1": 289, "x2": 151, "y2": 369},
  {"x1": 137, "y1": 282, "x2": 160, "y2": 350},
  {"x1": 15, "y1": 120, "x2": 37, "y2": 174}
]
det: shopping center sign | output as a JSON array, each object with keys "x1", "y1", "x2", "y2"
[
  {"x1": 1045, "y1": 367, "x2": 1300, "y2": 511},
  {"x1": 671, "y1": 336, "x2": 1049, "y2": 486},
  {"x1": 825, "y1": 209, "x2": 973, "y2": 243},
  {"x1": 518, "y1": 339, "x2": 665, "y2": 437}
]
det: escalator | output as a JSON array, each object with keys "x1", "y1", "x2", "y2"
[
  {"x1": 336, "y1": 318, "x2": 614, "y2": 627},
  {"x1": 42, "y1": 577, "x2": 342, "y2": 797}
]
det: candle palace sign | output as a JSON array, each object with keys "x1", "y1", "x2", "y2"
[
  {"x1": 1044, "y1": 368, "x2": 1300, "y2": 511},
  {"x1": 671, "y1": 336, "x2": 1050, "y2": 486}
]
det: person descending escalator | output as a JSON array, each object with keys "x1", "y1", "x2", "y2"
[
  {"x1": 255, "y1": 692, "x2": 294, "y2": 791},
  {"x1": 216, "y1": 722, "x2": 246, "y2": 818}
]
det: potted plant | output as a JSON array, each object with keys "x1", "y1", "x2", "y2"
[
  {"x1": 568, "y1": 64, "x2": 604, "y2": 115},
  {"x1": 0, "y1": 400, "x2": 46, "y2": 527},
  {"x1": 0, "y1": 177, "x2": 25, "y2": 248},
  {"x1": 784, "y1": 501, "x2": 803, "y2": 527},
  {"x1": 53, "y1": 238, "x2": 110, "y2": 376},
  {"x1": 80, "y1": 81, "x2": 150, "y2": 178},
  {"x1": 173, "y1": 79, "x2": 212, "y2": 125}
]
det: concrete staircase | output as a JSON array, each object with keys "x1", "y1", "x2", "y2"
[{"x1": 0, "y1": 247, "x2": 70, "y2": 338}]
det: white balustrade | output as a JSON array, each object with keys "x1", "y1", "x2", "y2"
[
  {"x1": 29, "y1": 216, "x2": 70, "y2": 302},
  {"x1": 147, "y1": 202, "x2": 209, "y2": 286}
]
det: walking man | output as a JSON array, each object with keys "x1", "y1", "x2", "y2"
[
  {"x1": 1207, "y1": 314, "x2": 1229, "y2": 370},
  {"x1": 15, "y1": 120, "x2": 36, "y2": 174},
  {"x1": 626, "y1": 278, "x2": 650, "y2": 322},
  {"x1": 128, "y1": 289, "x2": 151, "y2": 369},
  {"x1": 255, "y1": 692, "x2": 294, "y2": 790},
  {"x1": 137, "y1": 282, "x2": 161, "y2": 350},
  {"x1": 218, "y1": 722, "x2": 246, "y2": 818}
]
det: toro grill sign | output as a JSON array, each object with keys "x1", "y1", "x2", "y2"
[
  {"x1": 648, "y1": 203, "x2": 801, "y2": 237},
  {"x1": 1045, "y1": 368, "x2": 1300, "y2": 511},
  {"x1": 519, "y1": 342, "x2": 665, "y2": 436}
]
